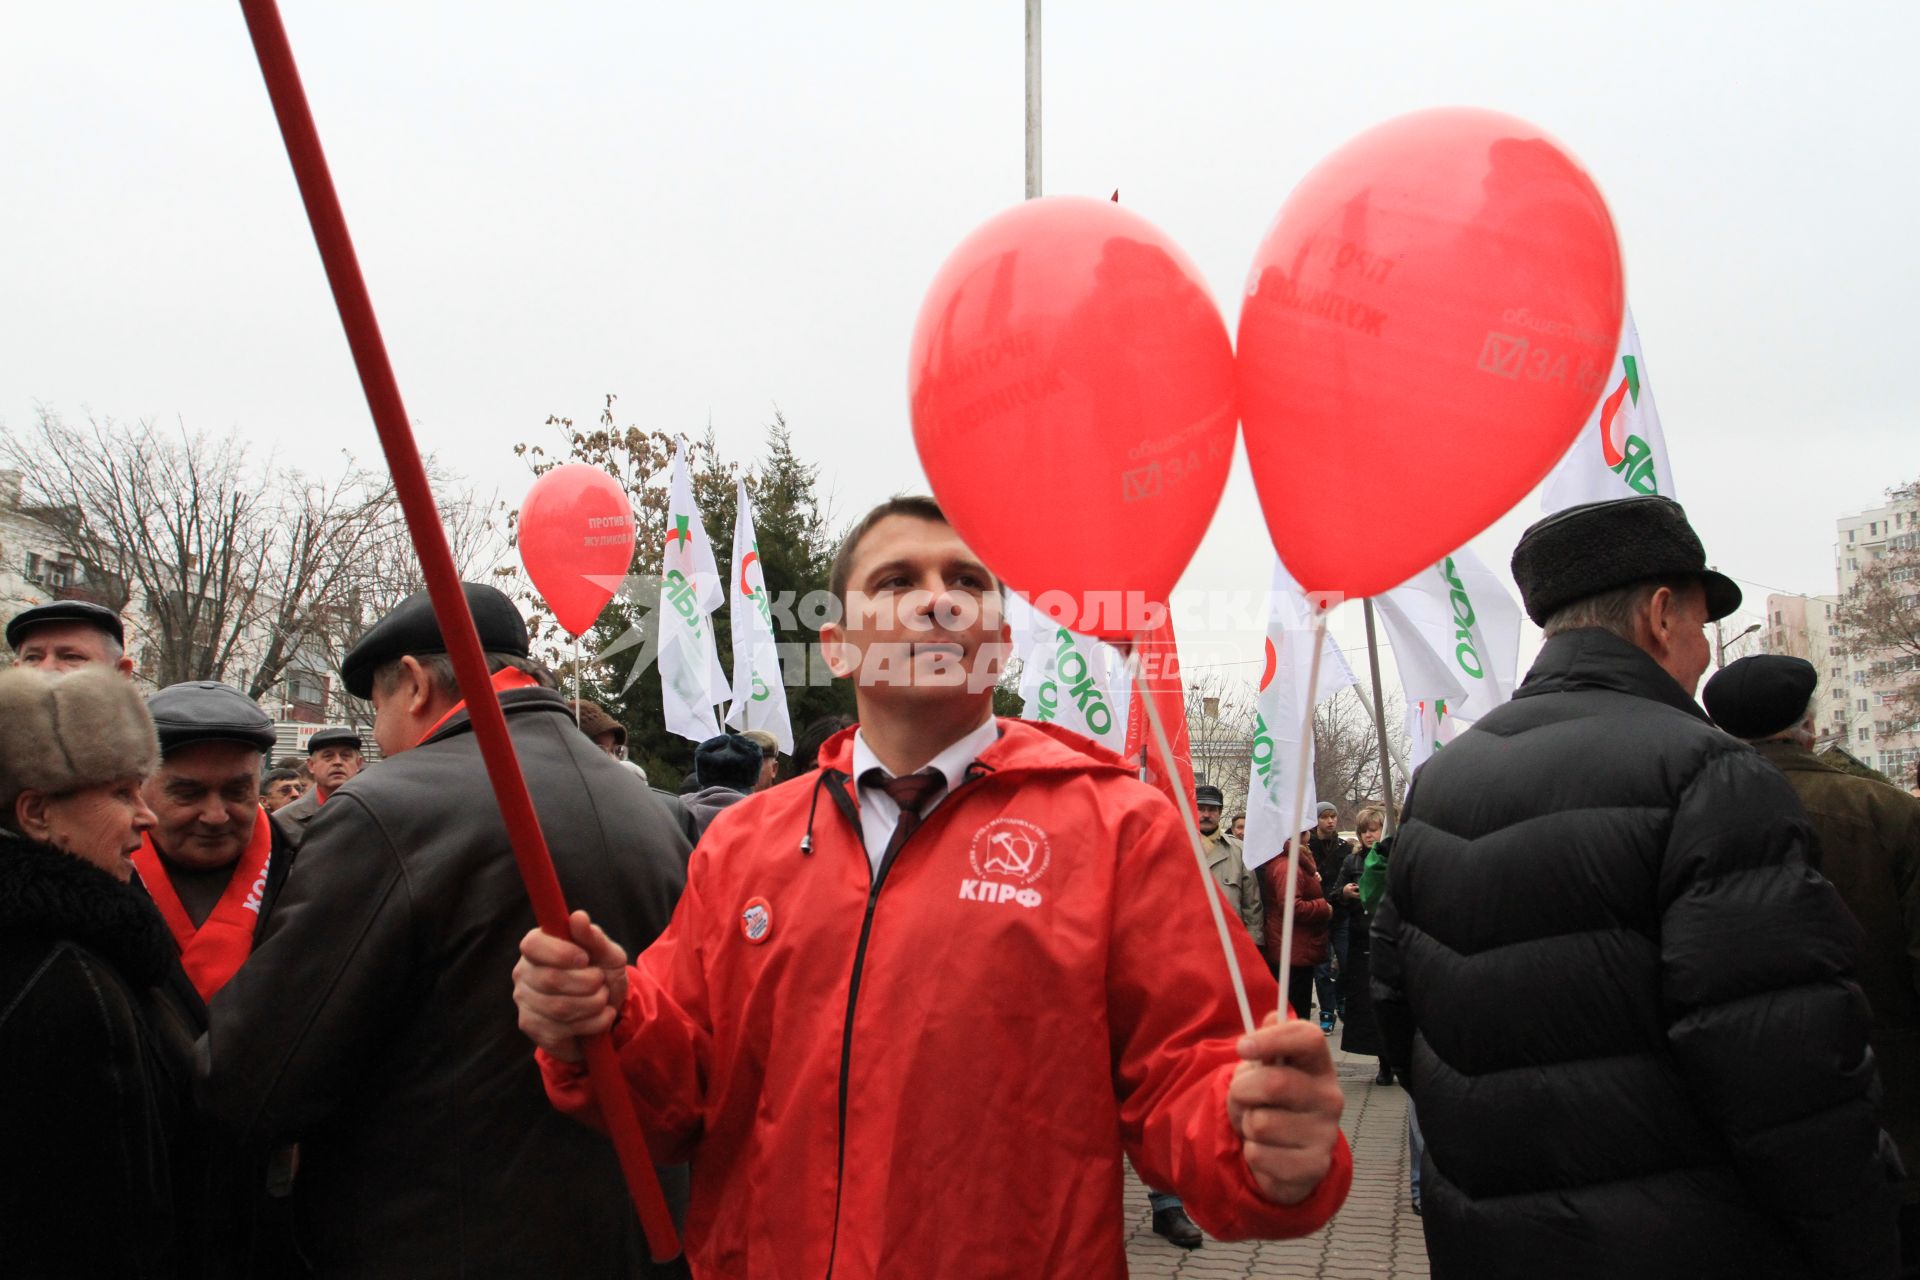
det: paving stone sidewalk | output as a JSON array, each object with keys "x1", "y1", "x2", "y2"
[{"x1": 1122, "y1": 1049, "x2": 1429, "y2": 1279}]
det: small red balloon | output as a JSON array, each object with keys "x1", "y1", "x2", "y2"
[
  {"x1": 519, "y1": 464, "x2": 636, "y2": 636},
  {"x1": 909, "y1": 196, "x2": 1236, "y2": 637},
  {"x1": 1238, "y1": 108, "x2": 1624, "y2": 599}
]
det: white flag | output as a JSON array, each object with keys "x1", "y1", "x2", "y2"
[
  {"x1": 659, "y1": 443, "x2": 732, "y2": 744},
  {"x1": 1542, "y1": 309, "x2": 1678, "y2": 511},
  {"x1": 1008, "y1": 593, "x2": 1132, "y2": 754},
  {"x1": 1375, "y1": 545, "x2": 1522, "y2": 723},
  {"x1": 724, "y1": 479, "x2": 794, "y2": 753},
  {"x1": 1405, "y1": 695, "x2": 1461, "y2": 773},
  {"x1": 1243, "y1": 562, "x2": 1357, "y2": 871}
]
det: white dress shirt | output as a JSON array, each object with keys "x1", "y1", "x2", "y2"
[{"x1": 849, "y1": 716, "x2": 1002, "y2": 874}]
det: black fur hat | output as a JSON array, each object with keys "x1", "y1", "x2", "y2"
[{"x1": 1511, "y1": 496, "x2": 1741, "y2": 627}]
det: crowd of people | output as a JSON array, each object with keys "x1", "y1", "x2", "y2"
[{"x1": 1, "y1": 491, "x2": 1915, "y2": 1279}]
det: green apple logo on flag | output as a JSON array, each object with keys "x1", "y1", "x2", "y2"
[{"x1": 1599, "y1": 355, "x2": 1660, "y2": 496}]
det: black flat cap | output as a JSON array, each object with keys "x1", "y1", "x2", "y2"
[
  {"x1": 695, "y1": 733, "x2": 762, "y2": 792},
  {"x1": 1703, "y1": 655, "x2": 1818, "y2": 739},
  {"x1": 307, "y1": 726, "x2": 362, "y2": 753},
  {"x1": 148, "y1": 681, "x2": 278, "y2": 756},
  {"x1": 1194, "y1": 784, "x2": 1225, "y2": 807},
  {"x1": 1511, "y1": 496, "x2": 1741, "y2": 627},
  {"x1": 6, "y1": 600, "x2": 125, "y2": 651},
  {"x1": 340, "y1": 583, "x2": 529, "y2": 700}
]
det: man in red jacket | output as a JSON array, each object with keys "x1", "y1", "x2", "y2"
[{"x1": 514, "y1": 496, "x2": 1351, "y2": 1277}]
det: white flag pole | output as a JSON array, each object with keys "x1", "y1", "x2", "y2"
[
  {"x1": 1273, "y1": 605, "x2": 1331, "y2": 1021},
  {"x1": 1125, "y1": 639, "x2": 1255, "y2": 1036}
]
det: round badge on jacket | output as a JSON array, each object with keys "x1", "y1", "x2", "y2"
[{"x1": 740, "y1": 896, "x2": 773, "y2": 944}]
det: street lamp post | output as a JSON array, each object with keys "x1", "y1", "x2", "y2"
[{"x1": 1716, "y1": 621, "x2": 1762, "y2": 669}]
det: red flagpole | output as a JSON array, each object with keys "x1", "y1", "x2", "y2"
[{"x1": 234, "y1": 1, "x2": 679, "y2": 1260}]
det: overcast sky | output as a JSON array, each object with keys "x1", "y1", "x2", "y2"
[{"x1": 5, "y1": 2, "x2": 1916, "y2": 690}]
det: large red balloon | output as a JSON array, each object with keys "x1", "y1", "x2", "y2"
[
  {"x1": 1238, "y1": 108, "x2": 1624, "y2": 599},
  {"x1": 518, "y1": 464, "x2": 636, "y2": 637},
  {"x1": 909, "y1": 196, "x2": 1236, "y2": 637}
]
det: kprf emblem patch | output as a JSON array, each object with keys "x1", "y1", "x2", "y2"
[
  {"x1": 740, "y1": 896, "x2": 773, "y2": 944},
  {"x1": 960, "y1": 817, "x2": 1051, "y2": 908}
]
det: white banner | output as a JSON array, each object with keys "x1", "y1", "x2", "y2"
[
  {"x1": 724, "y1": 479, "x2": 794, "y2": 753},
  {"x1": 1405, "y1": 694, "x2": 1461, "y2": 773},
  {"x1": 1243, "y1": 561, "x2": 1357, "y2": 871},
  {"x1": 1542, "y1": 308, "x2": 1678, "y2": 511},
  {"x1": 1375, "y1": 544, "x2": 1522, "y2": 723},
  {"x1": 1008, "y1": 593, "x2": 1132, "y2": 754},
  {"x1": 659, "y1": 443, "x2": 732, "y2": 744}
]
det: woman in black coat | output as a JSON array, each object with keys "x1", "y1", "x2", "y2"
[
  {"x1": 0, "y1": 665, "x2": 202, "y2": 1278},
  {"x1": 1333, "y1": 808, "x2": 1390, "y2": 1080}
]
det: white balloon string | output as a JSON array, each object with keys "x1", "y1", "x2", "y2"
[
  {"x1": 574, "y1": 634, "x2": 583, "y2": 726},
  {"x1": 1274, "y1": 605, "x2": 1331, "y2": 1022},
  {"x1": 1127, "y1": 632, "x2": 1256, "y2": 1036}
]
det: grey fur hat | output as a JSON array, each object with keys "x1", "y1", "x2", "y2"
[{"x1": 0, "y1": 666, "x2": 159, "y2": 812}]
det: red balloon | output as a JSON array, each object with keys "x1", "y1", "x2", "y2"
[
  {"x1": 518, "y1": 464, "x2": 636, "y2": 636},
  {"x1": 1238, "y1": 108, "x2": 1624, "y2": 599},
  {"x1": 909, "y1": 196, "x2": 1236, "y2": 637}
]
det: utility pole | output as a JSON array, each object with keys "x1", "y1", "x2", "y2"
[
  {"x1": 1361, "y1": 600, "x2": 1400, "y2": 833},
  {"x1": 1025, "y1": 0, "x2": 1042, "y2": 200}
]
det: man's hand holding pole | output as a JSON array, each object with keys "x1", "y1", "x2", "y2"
[
  {"x1": 1228, "y1": 1012, "x2": 1346, "y2": 1206},
  {"x1": 516, "y1": 912, "x2": 631, "y2": 1064}
]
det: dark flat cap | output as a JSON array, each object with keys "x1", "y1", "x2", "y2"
[
  {"x1": 1511, "y1": 496, "x2": 1741, "y2": 627},
  {"x1": 148, "y1": 681, "x2": 278, "y2": 756},
  {"x1": 1703, "y1": 655, "x2": 1818, "y2": 739},
  {"x1": 341, "y1": 583, "x2": 529, "y2": 700},
  {"x1": 6, "y1": 600, "x2": 125, "y2": 651},
  {"x1": 696, "y1": 733, "x2": 762, "y2": 792},
  {"x1": 1194, "y1": 784, "x2": 1225, "y2": 807},
  {"x1": 571, "y1": 700, "x2": 625, "y2": 745},
  {"x1": 307, "y1": 726, "x2": 362, "y2": 753}
]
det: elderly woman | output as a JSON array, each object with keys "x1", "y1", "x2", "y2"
[{"x1": 0, "y1": 665, "x2": 199, "y2": 1277}]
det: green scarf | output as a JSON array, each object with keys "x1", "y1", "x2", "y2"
[{"x1": 1357, "y1": 839, "x2": 1391, "y2": 914}]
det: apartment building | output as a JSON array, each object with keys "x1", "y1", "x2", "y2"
[{"x1": 1763, "y1": 483, "x2": 1919, "y2": 780}]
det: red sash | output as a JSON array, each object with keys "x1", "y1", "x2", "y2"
[
  {"x1": 134, "y1": 806, "x2": 274, "y2": 1001},
  {"x1": 416, "y1": 666, "x2": 540, "y2": 745}
]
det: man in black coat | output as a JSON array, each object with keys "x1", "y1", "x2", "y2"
[
  {"x1": 199, "y1": 584, "x2": 693, "y2": 1278},
  {"x1": 682, "y1": 731, "x2": 761, "y2": 837},
  {"x1": 1373, "y1": 497, "x2": 1902, "y2": 1280},
  {"x1": 269, "y1": 724, "x2": 365, "y2": 851}
]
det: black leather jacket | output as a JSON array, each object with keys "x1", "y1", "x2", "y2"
[{"x1": 199, "y1": 687, "x2": 692, "y2": 1277}]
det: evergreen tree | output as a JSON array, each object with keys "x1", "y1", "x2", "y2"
[{"x1": 510, "y1": 399, "x2": 853, "y2": 788}]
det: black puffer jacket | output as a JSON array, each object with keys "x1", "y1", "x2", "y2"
[
  {"x1": 200, "y1": 687, "x2": 693, "y2": 1278},
  {"x1": 1373, "y1": 628, "x2": 1901, "y2": 1280},
  {"x1": 0, "y1": 830, "x2": 200, "y2": 1279}
]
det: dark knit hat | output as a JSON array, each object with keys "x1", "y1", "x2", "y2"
[
  {"x1": 341, "y1": 583, "x2": 530, "y2": 700},
  {"x1": 5, "y1": 600, "x2": 125, "y2": 651},
  {"x1": 306, "y1": 726, "x2": 362, "y2": 753},
  {"x1": 147, "y1": 681, "x2": 278, "y2": 756},
  {"x1": 695, "y1": 733, "x2": 762, "y2": 792},
  {"x1": 1702, "y1": 655, "x2": 1818, "y2": 739},
  {"x1": 1510, "y1": 496, "x2": 1741, "y2": 627}
]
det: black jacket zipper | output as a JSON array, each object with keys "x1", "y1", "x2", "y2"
[{"x1": 819, "y1": 763, "x2": 992, "y2": 1280}]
